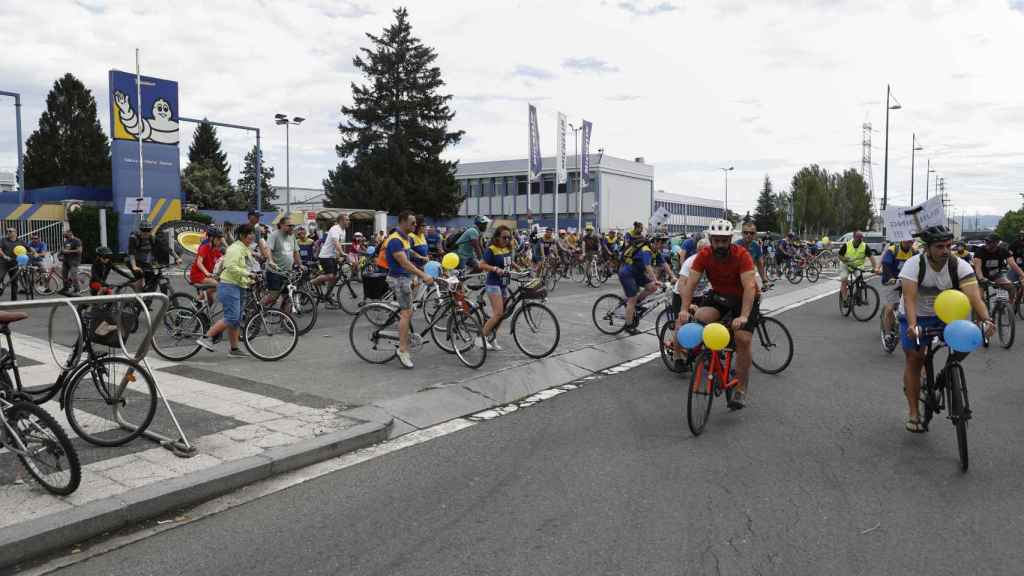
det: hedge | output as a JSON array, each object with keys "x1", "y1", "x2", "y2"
[{"x1": 69, "y1": 206, "x2": 118, "y2": 263}]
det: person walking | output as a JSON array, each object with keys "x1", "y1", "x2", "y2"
[
  {"x1": 58, "y1": 228, "x2": 83, "y2": 296},
  {"x1": 195, "y1": 224, "x2": 256, "y2": 358}
]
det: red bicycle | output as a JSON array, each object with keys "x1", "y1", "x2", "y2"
[{"x1": 687, "y1": 337, "x2": 741, "y2": 436}]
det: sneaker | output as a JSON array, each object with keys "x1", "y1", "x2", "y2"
[
  {"x1": 228, "y1": 347, "x2": 248, "y2": 358},
  {"x1": 195, "y1": 336, "x2": 216, "y2": 352},
  {"x1": 489, "y1": 339, "x2": 503, "y2": 351},
  {"x1": 727, "y1": 389, "x2": 747, "y2": 410},
  {"x1": 397, "y1": 350, "x2": 414, "y2": 369},
  {"x1": 624, "y1": 324, "x2": 640, "y2": 335}
]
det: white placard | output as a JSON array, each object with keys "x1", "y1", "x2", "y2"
[
  {"x1": 124, "y1": 196, "x2": 151, "y2": 215},
  {"x1": 649, "y1": 206, "x2": 671, "y2": 229},
  {"x1": 883, "y1": 196, "x2": 945, "y2": 241}
]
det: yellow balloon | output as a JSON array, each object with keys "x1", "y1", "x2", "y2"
[
  {"x1": 934, "y1": 289, "x2": 970, "y2": 324},
  {"x1": 441, "y1": 252, "x2": 460, "y2": 270},
  {"x1": 702, "y1": 322, "x2": 731, "y2": 351},
  {"x1": 822, "y1": 236, "x2": 830, "y2": 244},
  {"x1": 13, "y1": 245, "x2": 26, "y2": 256}
]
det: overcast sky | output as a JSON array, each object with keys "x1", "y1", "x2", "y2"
[{"x1": 1, "y1": 0, "x2": 1022, "y2": 218}]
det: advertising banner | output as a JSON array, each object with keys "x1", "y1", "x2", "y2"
[
  {"x1": 556, "y1": 112, "x2": 567, "y2": 185},
  {"x1": 581, "y1": 120, "x2": 592, "y2": 188},
  {"x1": 528, "y1": 104, "x2": 542, "y2": 181}
]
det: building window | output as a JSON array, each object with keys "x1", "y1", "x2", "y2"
[{"x1": 483, "y1": 178, "x2": 493, "y2": 197}]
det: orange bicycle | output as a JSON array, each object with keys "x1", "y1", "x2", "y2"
[{"x1": 687, "y1": 331, "x2": 741, "y2": 436}]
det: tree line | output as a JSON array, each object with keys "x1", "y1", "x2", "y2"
[{"x1": 752, "y1": 167, "x2": 875, "y2": 237}]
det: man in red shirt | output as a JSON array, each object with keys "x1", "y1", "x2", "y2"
[
  {"x1": 677, "y1": 219, "x2": 759, "y2": 409},
  {"x1": 189, "y1": 226, "x2": 225, "y2": 305}
]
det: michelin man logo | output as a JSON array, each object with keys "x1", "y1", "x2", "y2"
[{"x1": 113, "y1": 90, "x2": 179, "y2": 145}]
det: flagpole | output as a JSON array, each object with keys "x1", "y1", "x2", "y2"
[
  {"x1": 577, "y1": 127, "x2": 582, "y2": 232},
  {"x1": 136, "y1": 48, "x2": 144, "y2": 226},
  {"x1": 526, "y1": 105, "x2": 531, "y2": 228}
]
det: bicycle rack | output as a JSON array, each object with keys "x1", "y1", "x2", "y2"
[{"x1": 1, "y1": 293, "x2": 197, "y2": 458}]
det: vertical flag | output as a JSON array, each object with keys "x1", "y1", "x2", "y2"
[
  {"x1": 556, "y1": 112, "x2": 567, "y2": 184},
  {"x1": 528, "y1": 104, "x2": 542, "y2": 181},
  {"x1": 580, "y1": 120, "x2": 592, "y2": 188}
]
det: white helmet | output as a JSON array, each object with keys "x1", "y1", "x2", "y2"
[{"x1": 706, "y1": 219, "x2": 734, "y2": 237}]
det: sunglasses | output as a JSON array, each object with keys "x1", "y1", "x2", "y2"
[
  {"x1": 499, "y1": 235, "x2": 512, "y2": 240},
  {"x1": 742, "y1": 231, "x2": 756, "y2": 235}
]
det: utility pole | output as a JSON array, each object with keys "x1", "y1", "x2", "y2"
[
  {"x1": 0, "y1": 90, "x2": 23, "y2": 200},
  {"x1": 882, "y1": 85, "x2": 902, "y2": 237}
]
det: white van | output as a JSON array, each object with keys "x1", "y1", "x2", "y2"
[{"x1": 837, "y1": 231, "x2": 885, "y2": 254}]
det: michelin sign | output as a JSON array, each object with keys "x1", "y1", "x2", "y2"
[{"x1": 108, "y1": 70, "x2": 182, "y2": 251}]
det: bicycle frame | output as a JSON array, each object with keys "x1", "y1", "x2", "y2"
[{"x1": 693, "y1": 348, "x2": 737, "y2": 395}]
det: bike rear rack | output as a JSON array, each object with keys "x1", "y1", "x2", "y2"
[{"x1": 0, "y1": 293, "x2": 196, "y2": 458}]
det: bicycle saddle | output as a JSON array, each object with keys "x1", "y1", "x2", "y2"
[{"x1": 0, "y1": 311, "x2": 28, "y2": 324}]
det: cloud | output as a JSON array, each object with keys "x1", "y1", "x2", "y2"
[
  {"x1": 562, "y1": 57, "x2": 619, "y2": 74},
  {"x1": 617, "y1": 2, "x2": 679, "y2": 16},
  {"x1": 456, "y1": 94, "x2": 550, "y2": 103},
  {"x1": 606, "y1": 94, "x2": 641, "y2": 102},
  {"x1": 312, "y1": 1, "x2": 374, "y2": 18},
  {"x1": 740, "y1": 115, "x2": 760, "y2": 124},
  {"x1": 512, "y1": 65, "x2": 556, "y2": 80},
  {"x1": 1012, "y1": 1, "x2": 1024, "y2": 13}
]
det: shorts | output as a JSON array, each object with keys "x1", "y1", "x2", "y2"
[
  {"x1": 883, "y1": 282, "x2": 902, "y2": 306},
  {"x1": 460, "y1": 256, "x2": 479, "y2": 271},
  {"x1": 265, "y1": 270, "x2": 286, "y2": 293},
  {"x1": 387, "y1": 275, "x2": 414, "y2": 310},
  {"x1": 899, "y1": 315, "x2": 944, "y2": 351},
  {"x1": 218, "y1": 282, "x2": 244, "y2": 328},
  {"x1": 618, "y1": 271, "x2": 649, "y2": 298},
  {"x1": 838, "y1": 262, "x2": 851, "y2": 281},
  {"x1": 701, "y1": 291, "x2": 760, "y2": 332},
  {"x1": 319, "y1": 257, "x2": 338, "y2": 275},
  {"x1": 485, "y1": 284, "x2": 508, "y2": 298}
]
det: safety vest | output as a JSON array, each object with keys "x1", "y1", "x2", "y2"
[
  {"x1": 888, "y1": 244, "x2": 916, "y2": 262},
  {"x1": 845, "y1": 241, "x2": 867, "y2": 268}
]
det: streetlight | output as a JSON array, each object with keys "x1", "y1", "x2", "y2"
[
  {"x1": 0, "y1": 90, "x2": 23, "y2": 201},
  {"x1": 275, "y1": 113, "x2": 305, "y2": 214},
  {"x1": 926, "y1": 160, "x2": 935, "y2": 201},
  {"x1": 910, "y1": 133, "x2": 923, "y2": 205},
  {"x1": 882, "y1": 84, "x2": 901, "y2": 235},
  {"x1": 719, "y1": 166, "x2": 734, "y2": 217}
]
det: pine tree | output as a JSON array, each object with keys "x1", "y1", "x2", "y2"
[
  {"x1": 187, "y1": 121, "x2": 230, "y2": 176},
  {"x1": 182, "y1": 120, "x2": 234, "y2": 208},
  {"x1": 23, "y1": 73, "x2": 111, "y2": 189},
  {"x1": 753, "y1": 175, "x2": 779, "y2": 232},
  {"x1": 236, "y1": 146, "x2": 277, "y2": 210},
  {"x1": 324, "y1": 8, "x2": 465, "y2": 217}
]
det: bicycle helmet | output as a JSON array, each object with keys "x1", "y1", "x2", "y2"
[
  {"x1": 915, "y1": 225, "x2": 954, "y2": 244},
  {"x1": 139, "y1": 220, "x2": 154, "y2": 231},
  {"x1": 96, "y1": 246, "x2": 113, "y2": 257},
  {"x1": 475, "y1": 215, "x2": 491, "y2": 226},
  {"x1": 706, "y1": 219, "x2": 734, "y2": 237},
  {"x1": 206, "y1": 225, "x2": 223, "y2": 238},
  {"x1": 985, "y1": 232, "x2": 1001, "y2": 243}
]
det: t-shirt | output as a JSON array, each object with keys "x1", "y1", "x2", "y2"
[
  {"x1": 28, "y1": 240, "x2": 48, "y2": 262},
  {"x1": 267, "y1": 230, "x2": 298, "y2": 272},
  {"x1": 317, "y1": 224, "x2": 346, "y2": 259},
  {"x1": 456, "y1": 226, "x2": 480, "y2": 263},
  {"x1": 483, "y1": 245, "x2": 513, "y2": 287},
  {"x1": 881, "y1": 244, "x2": 916, "y2": 283},
  {"x1": 385, "y1": 231, "x2": 412, "y2": 277},
  {"x1": 674, "y1": 254, "x2": 709, "y2": 297},
  {"x1": 689, "y1": 245, "x2": 755, "y2": 298},
  {"x1": 899, "y1": 254, "x2": 977, "y2": 317},
  {"x1": 410, "y1": 232, "x2": 429, "y2": 259},
  {"x1": 583, "y1": 233, "x2": 599, "y2": 252},
  {"x1": 681, "y1": 238, "x2": 696, "y2": 257},
  {"x1": 128, "y1": 233, "x2": 156, "y2": 267},
  {"x1": 189, "y1": 242, "x2": 223, "y2": 284},
  {"x1": 426, "y1": 231, "x2": 442, "y2": 253},
  {"x1": 297, "y1": 238, "x2": 315, "y2": 263},
  {"x1": 0, "y1": 238, "x2": 23, "y2": 262},
  {"x1": 972, "y1": 243, "x2": 1010, "y2": 280},
  {"x1": 622, "y1": 245, "x2": 653, "y2": 278},
  {"x1": 62, "y1": 237, "x2": 83, "y2": 264},
  {"x1": 735, "y1": 238, "x2": 762, "y2": 263}
]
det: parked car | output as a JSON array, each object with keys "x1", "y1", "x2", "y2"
[{"x1": 837, "y1": 231, "x2": 885, "y2": 254}]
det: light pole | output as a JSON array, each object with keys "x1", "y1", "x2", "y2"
[
  {"x1": 719, "y1": 166, "x2": 734, "y2": 217},
  {"x1": 910, "y1": 133, "x2": 922, "y2": 205},
  {"x1": 275, "y1": 113, "x2": 305, "y2": 214},
  {"x1": 0, "y1": 90, "x2": 23, "y2": 201},
  {"x1": 926, "y1": 160, "x2": 935, "y2": 201},
  {"x1": 882, "y1": 85, "x2": 902, "y2": 236}
]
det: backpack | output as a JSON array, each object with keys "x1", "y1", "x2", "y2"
[
  {"x1": 623, "y1": 241, "x2": 650, "y2": 265},
  {"x1": 444, "y1": 229, "x2": 465, "y2": 253},
  {"x1": 914, "y1": 253, "x2": 961, "y2": 291}
]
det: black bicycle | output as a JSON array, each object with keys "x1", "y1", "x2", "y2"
[
  {"x1": 474, "y1": 271, "x2": 561, "y2": 359},
  {"x1": 839, "y1": 268, "x2": 879, "y2": 321},
  {"x1": 917, "y1": 326, "x2": 973, "y2": 472},
  {"x1": 981, "y1": 281, "x2": 1014, "y2": 349}
]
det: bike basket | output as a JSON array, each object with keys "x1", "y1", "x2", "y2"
[
  {"x1": 520, "y1": 278, "x2": 547, "y2": 300},
  {"x1": 362, "y1": 273, "x2": 389, "y2": 300}
]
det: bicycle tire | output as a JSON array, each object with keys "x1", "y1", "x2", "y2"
[
  {"x1": 288, "y1": 289, "x2": 319, "y2": 336},
  {"x1": 449, "y1": 307, "x2": 487, "y2": 368},
  {"x1": 336, "y1": 278, "x2": 364, "y2": 315},
  {"x1": 947, "y1": 362, "x2": 969, "y2": 472},
  {"x1": 839, "y1": 290, "x2": 853, "y2": 317},
  {"x1": 6, "y1": 401, "x2": 81, "y2": 495},
  {"x1": 592, "y1": 294, "x2": 627, "y2": 335},
  {"x1": 852, "y1": 283, "x2": 880, "y2": 322},
  {"x1": 687, "y1": 352, "x2": 715, "y2": 436},
  {"x1": 244, "y1": 309, "x2": 298, "y2": 361},
  {"x1": 659, "y1": 321, "x2": 685, "y2": 373},
  {"x1": 996, "y1": 304, "x2": 1015, "y2": 349},
  {"x1": 350, "y1": 303, "x2": 400, "y2": 364},
  {"x1": 655, "y1": 306, "x2": 674, "y2": 341},
  {"x1": 169, "y1": 290, "x2": 198, "y2": 310},
  {"x1": 511, "y1": 302, "x2": 560, "y2": 359},
  {"x1": 65, "y1": 356, "x2": 158, "y2": 447},
  {"x1": 806, "y1": 264, "x2": 820, "y2": 283},
  {"x1": 428, "y1": 303, "x2": 457, "y2": 354},
  {"x1": 151, "y1": 305, "x2": 206, "y2": 361},
  {"x1": 785, "y1": 266, "x2": 802, "y2": 284},
  {"x1": 751, "y1": 316, "x2": 794, "y2": 374}
]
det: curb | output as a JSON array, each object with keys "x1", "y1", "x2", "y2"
[{"x1": 0, "y1": 418, "x2": 391, "y2": 571}]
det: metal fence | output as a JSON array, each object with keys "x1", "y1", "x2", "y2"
[{"x1": 5, "y1": 219, "x2": 64, "y2": 256}]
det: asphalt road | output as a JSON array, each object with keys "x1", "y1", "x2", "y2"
[{"x1": 46, "y1": 291, "x2": 1024, "y2": 576}]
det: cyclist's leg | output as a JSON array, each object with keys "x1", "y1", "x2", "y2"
[
  {"x1": 263, "y1": 270, "x2": 285, "y2": 306},
  {"x1": 636, "y1": 279, "x2": 658, "y2": 305},
  {"x1": 388, "y1": 276, "x2": 414, "y2": 353},
  {"x1": 732, "y1": 300, "x2": 760, "y2": 394},
  {"x1": 619, "y1": 272, "x2": 640, "y2": 326},
  {"x1": 482, "y1": 285, "x2": 505, "y2": 338},
  {"x1": 839, "y1": 262, "x2": 850, "y2": 299},
  {"x1": 882, "y1": 283, "x2": 899, "y2": 333},
  {"x1": 900, "y1": 315, "x2": 938, "y2": 425}
]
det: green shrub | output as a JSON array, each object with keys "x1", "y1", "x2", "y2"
[
  {"x1": 184, "y1": 210, "x2": 214, "y2": 225},
  {"x1": 69, "y1": 206, "x2": 118, "y2": 263}
]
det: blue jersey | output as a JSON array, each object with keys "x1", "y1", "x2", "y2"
[{"x1": 735, "y1": 238, "x2": 762, "y2": 263}]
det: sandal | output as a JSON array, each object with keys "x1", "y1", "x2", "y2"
[{"x1": 905, "y1": 417, "x2": 926, "y2": 433}]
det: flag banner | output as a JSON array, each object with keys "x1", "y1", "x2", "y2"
[
  {"x1": 528, "y1": 104, "x2": 542, "y2": 181},
  {"x1": 581, "y1": 120, "x2": 592, "y2": 188},
  {"x1": 556, "y1": 112, "x2": 567, "y2": 184},
  {"x1": 883, "y1": 195, "x2": 945, "y2": 241},
  {"x1": 650, "y1": 206, "x2": 671, "y2": 229}
]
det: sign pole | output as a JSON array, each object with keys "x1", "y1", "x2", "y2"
[{"x1": 135, "y1": 48, "x2": 144, "y2": 227}]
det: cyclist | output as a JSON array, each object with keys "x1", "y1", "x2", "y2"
[
  {"x1": 838, "y1": 230, "x2": 881, "y2": 305},
  {"x1": 540, "y1": 228, "x2": 559, "y2": 269},
  {"x1": 880, "y1": 238, "x2": 917, "y2": 350},
  {"x1": 776, "y1": 232, "x2": 796, "y2": 271},
  {"x1": 478, "y1": 224, "x2": 517, "y2": 351},
  {"x1": 89, "y1": 246, "x2": 134, "y2": 295},
  {"x1": 196, "y1": 224, "x2": 258, "y2": 358},
  {"x1": 409, "y1": 216, "x2": 430, "y2": 269},
  {"x1": 311, "y1": 213, "x2": 349, "y2": 304},
  {"x1": 385, "y1": 211, "x2": 436, "y2": 369},
  {"x1": 900, "y1": 226, "x2": 993, "y2": 433},
  {"x1": 263, "y1": 217, "x2": 301, "y2": 306},
  {"x1": 972, "y1": 233, "x2": 1023, "y2": 303},
  {"x1": 677, "y1": 219, "x2": 758, "y2": 409},
  {"x1": 735, "y1": 220, "x2": 767, "y2": 289},
  {"x1": 670, "y1": 238, "x2": 710, "y2": 369},
  {"x1": 189, "y1": 226, "x2": 225, "y2": 305},
  {"x1": 57, "y1": 228, "x2": 83, "y2": 296},
  {"x1": 127, "y1": 220, "x2": 160, "y2": 291},
  {"x1": 425, "y1": 226, "x2": 443, "y2": 259},
  {"x1": 456, "y1": 216, "x2": 489, "y2": 271},
  {"x1": 581, "y1": 224, "x2": 600, "y2": 269},
  {"x1": 618, "y1": 233, "x2": 668, "y2": 335},
  {"x1": 296, "y1": 226, "x2": 316, "y2": 267}
]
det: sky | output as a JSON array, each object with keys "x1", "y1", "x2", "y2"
[{"x1": 1, "y1": 0, "x2": 1022, "y2": 219}]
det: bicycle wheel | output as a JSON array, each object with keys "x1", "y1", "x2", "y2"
[
  {"x1": 287, "y1": 290, "x2": 319, "y2": 336},
  {"x1": 151, "y1": 305, "x2": 206, "y2": 361},
  {"x1": 659, "y1": 321, "x2": 685, "y2": 373},
  {"x1": 169, "y1": 291, "x2": 198, "y2": 310},
  {"x1": 751, "y1": 317, "x2": 794, "y2": 374},
  {"x1": 544, "y1": 269, "x2": 559, "y2": 293},
  {"x1": 655, "y1": 306, "x2": 674, "y2": 340},
  {"x1": 838, "y1": 289, "x2": 853, "y2": 317},
  {"x1": 996, "y1": 304, "x2": 1015, "y2": 349},
  {"x1": 946, "y1": 362, "x2": 969, "y2": 472},
  {"x1": 592, "y1": 294, "x2": 627, "y2": 335},
  {"x1": 349, "y1": 303, "x2": 400, "y2": 364},
  {"x1": 511, "y1": 302, "x2": 560, "y2": 359},
  {"x1": 851, "y1": 283, "x2": 880, "y2": 322},
  {"x1": 65, "y1": 356, "x2": 158, "y2": 447},
  {"x1": 243, "y1": 309, "x2": 298, "y2": 361},
  {"x1": 806, "y1": 264, "x2": 820, "y2": 283},
  {"x1": 449, "y1": 307, "x2": 487, "y2": 368},
  {"x1": 570, "y1": 262, "x2": 586, "y2": 283},
  {"x1": 785, "y1": 266, "x2": 803, "y2": 284},
  {"x1": 6, "y1": 401, "x2": 81, "y2": 495},
  {"x1": 687, "y1": 352, "x2": 715, "y2": 436},
  {"x1": 336, "y1": 278, "x2": 364, "y2": 315}
]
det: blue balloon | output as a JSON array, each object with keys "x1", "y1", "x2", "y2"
[
  {"x1": 15, "y1": 254, "x2": 28, "y2": 266},
  {"x1": 366, "y1": 246, "x2": 376, "y2": 256},
  {"x1": 944, "y1": 320, "x2": 982, "y2": 353},
  {"x1": 676, "y1": 322, "x2": 704, "y2": 348},
  {"x1": 424, "y1": 261, "x2": 442, "y2": 278}
]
